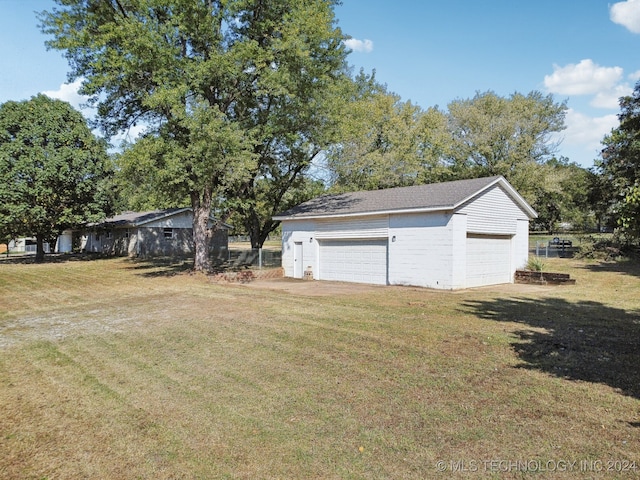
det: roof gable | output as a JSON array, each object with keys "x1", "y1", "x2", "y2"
[
  {"x1": 92, "y1": 208, "x2": 232, "y2": 228},
  {"x1": 94, "y1": 208, "x2": 190, "y2": 228},
  {"x1": 274, "y1": 176, "x2": 536, "y2": 220}
]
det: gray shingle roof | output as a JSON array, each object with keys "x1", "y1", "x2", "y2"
[
  {"x1": 91, "y1": 208, "x2": 233, "y2": 229},
  {"x1": 96, "y1": 208, "x2": 190, "y2": 227},
  {"x1": 274, "y1": 176, "x2": 532, "y2": 219}
]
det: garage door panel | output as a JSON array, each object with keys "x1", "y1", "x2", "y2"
[
  {"x1": 466, "y1": 235, "x2": 512, "y2": 287},
  {"x1": 319, "y1": 239, "x2": 388, "y2": 285}
]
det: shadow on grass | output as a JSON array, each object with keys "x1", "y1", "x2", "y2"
[
  {"x1": 128, "y1": 257, "x2": 266, "y2": 277},
  {"x1": 0, "y1": 252, "x2": 196, "y2": 277},
  {"x1": 578, "y1": 260, "x2": 640, "y2": 279},
  {"x1": 461, "y1": 296, "x2": 640, "y2": 400},
  {"x1": 0, "y1": 252, "x2": 105, "y2": 264},
  {"x1": 126, "y1": 257, "x2": 194, "y2": 277}
]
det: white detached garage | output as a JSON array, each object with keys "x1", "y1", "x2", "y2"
[{"x1": 273, "y1": 176, "x2": 537, "y2": 290}]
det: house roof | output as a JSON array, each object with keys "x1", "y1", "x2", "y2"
[
  {"x1": 90, "y1": 208, "x2": 231, "y2": 228},
  {"x1": 273, "y1": 176, "x2": 537, "y2": 220}
]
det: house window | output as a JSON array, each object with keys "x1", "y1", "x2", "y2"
[
  {"x1": 106, "y1": 231, "x2": 112, "y2": 239},
  {"x1": 124, "y1": 229, "x2": 130, "y2": 239},
  {"x1": 95, "y1": 233, "x2": 100, "y2": 241},
  {"x1": 163, "y1": 228, "x2": 174, "y2": 239}
]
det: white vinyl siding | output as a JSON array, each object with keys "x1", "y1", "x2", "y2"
[
  {"x1": 466, "y1": 234, "x2": 512, "y2": 287},
  {"x1": 387, "y1": 212, "x2": 455, "y2": 289},
  {"x1": 281, "y1": 220, "x2": 316, "y2": 279},
  {"x1": 293, "y1": 242, "x2": 304, "y2": 278},
  {"x1": 458, "y1": 184, "x2": 529, "y2": 235},
  {"x1": 315, "y1": 215, "x2": 388, "y2": 239},
  {"x1": 513, "y1": 218, "x2": 530, "y2": 270},
  {"x1": 319, "y1": 239, "x2": 388, "y2": 285}
]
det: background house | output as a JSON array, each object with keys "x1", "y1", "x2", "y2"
[
  {"x1": 274, "y1": 176, "x2": 536, "y2": 289},
  {"x1": 83, "y1": 208, "x2": 229, "y2": 258},
  {"x1": 6, "y1": 237, "x2": 52, "y2": 254}
]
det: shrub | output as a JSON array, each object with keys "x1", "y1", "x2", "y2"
[
  {"x1": 574, "y1": 234, "x2": 637, "y2": 261},
  {"x1": 526, "y1": 256, "x2": 546, "y2": 272}
]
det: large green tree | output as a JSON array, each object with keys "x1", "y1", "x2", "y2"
[
  {"x1": 324, "y1": 87, "x2": 567, "y2": 200},
  {"x1": 0, "y1": 94, "x2": 110, "y2": 261},
  {"x1": 529, "y1": 158, "x2": 593, "y2": 232},
  {"x1": 597, "y1": 81, "x2": 640, "y2": 240},
  {"x1": 446, "y1": 90, "x2": 567, "y2": 199},
  {"x1": 228, "y1": 44, "x2": 350, "y2": 249},
  {"x1": 41, "y1": 0, "x2": 348, "y2": 270},
  {"x1": 325, "y1": 72, "x2": 452, "y2": 191}
]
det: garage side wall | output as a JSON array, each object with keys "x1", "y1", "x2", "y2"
[
  {"x1": 388, "y1": 211, "x2": 455, "y2": 289},
  {"x1": 457, "y1": 184, "x2": 528, "y2": 235},
  {"x1": 281, "y1": 220, "x2": 317, "y2": 278},
  {"x1": 513, "y1": 218, "x2": 530, "y2": 269},
  {"x1": 457, "y1": 183, "x2": 532, "y2": 286},
  {"x1": 450, "y1": 213, "x2": 468, "y2": 289}
]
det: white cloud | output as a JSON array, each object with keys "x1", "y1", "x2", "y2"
[
  {"x1": 42, "y1": 79, "x2": 92, "y2": 113},
  {"x1": 42, "y1": 79, "x2": 146, "y2": 148},
  {"x1": 544, "y1": 59, "x2": 623, "y2": 96},
  {"x1": 610, "y1": 0, "x2": 640, "y2": 33},
  {"x1": 563, "y1": 109, "x2": 618, "y2": 150},
  {"x1": 551, "y1": 109, "x2": 619, "y2": 166},
  {"x1": 344, "y1": 38, "x2": 374, "y2": 53},
  {"x1": 591, "y1": 84, "x2": 632, "y2": 109},
  {"x1": 629, "y1": 70, "x2": 640, "y2": 81}
]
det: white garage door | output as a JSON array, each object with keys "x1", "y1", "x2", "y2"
[
  {"x1": 466, "y1": 234, "x2": 512, "y2": 288},
  {"x1": 319, "y1": 239, "x2": 388, "y2": 285}
]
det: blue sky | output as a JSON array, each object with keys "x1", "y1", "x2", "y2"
[{"x1": 1, "y1": 0, "x2": 639, "y2": 168}]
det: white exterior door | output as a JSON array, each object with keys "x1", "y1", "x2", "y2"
[
  {"x1": 319, "y1": 239, "x2": 388, "y2": 285},
  {"x1": 466, "y1": 234, "x2": 512, "y2": 287},
  {"x1": 293, "y1": 242, "x2": 303, "y2": 278}
]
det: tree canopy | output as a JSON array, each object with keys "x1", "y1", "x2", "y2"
[
  {"x1": 41, "y1": 0, "x2": 349, "y2": 269},
  {"x1": 0, "y1": 94, "x2": 110, "y2": 260},
  {"x1": 529, "y1": 157, "x2": 593, "y2": 233},
  {"x1": 446, "y1": 90, "x2": 567, "y2": 197},
  {"x1": 324, "y1": 72, "x2": 452, "y2": 192},
  {"x1": 597, "y1": 80, "x2": 640, "y2": 240},
  {"x1": 324, "y1": 84, "x2": 575, "y2": 224}
]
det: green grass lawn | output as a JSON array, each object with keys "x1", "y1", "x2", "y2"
[{"x1": 0, "y1": 256, "x2": 639, "y2": 478}]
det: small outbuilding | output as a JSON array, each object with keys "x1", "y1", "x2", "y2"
[
  {"x1": 273, "y1": 176, "x2": 537, "y2": 289},
  {"x1": 83, "y1": 208, "x2": 229, "y2": 258}
]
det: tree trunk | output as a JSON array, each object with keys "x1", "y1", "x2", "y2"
[
  {"x1": 249, "y1": 220, "x2": 261, "y2": 250},
  {"x1": 191, "y1": 190, "x2": 213, "y2": 273},
  {"x1": 255, "y1": 222, "x2": 275, "y2": 249},
  {"x1": 246, "y1": 207, "x2": 277, "y2": 249},
  {"x1": 35, "y1": 235, "x2": 46, "y2": 262}
]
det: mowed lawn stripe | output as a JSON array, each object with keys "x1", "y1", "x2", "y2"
[{"x1": 0, "y1": 256, "x2": 639, "y2": 479}]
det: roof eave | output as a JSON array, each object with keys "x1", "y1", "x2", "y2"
[
  {"x1": 274, "y1": 176, "x2": 538, "y2": 222},
  {"x1": 273, "y1": 205, "x2": 455, "y2": 221},
  {"x1": 134, "y1": 207, "x2": 192, "y2": 226}
]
